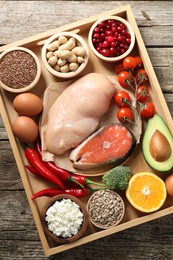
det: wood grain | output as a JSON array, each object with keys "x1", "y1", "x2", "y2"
[{"x1": 0, "y1": 1, "x2": 173, "y2": 259}]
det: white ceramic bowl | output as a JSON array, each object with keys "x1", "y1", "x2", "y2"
[
  {"x1": 88, "y1": 16, "x2": 135, "y2": 62},
  {"x1": 42, "y1": 32, "x2": 89, "y2": 79},
  {"x1": 0, "y1": 47, "x2": 41, "y2": 93}
]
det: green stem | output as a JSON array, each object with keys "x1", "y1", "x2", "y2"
[{"x1": 85, "y1": 179, "x2": 106, "y2": 187}]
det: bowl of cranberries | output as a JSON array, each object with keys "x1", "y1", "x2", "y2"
[{"x1": 88, "y1": 16, "x2": 135, "y2": 62}]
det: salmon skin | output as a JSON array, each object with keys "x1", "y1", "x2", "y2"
[{"x1": 69, "y1": 123, "x2": 136, "y2": 170}]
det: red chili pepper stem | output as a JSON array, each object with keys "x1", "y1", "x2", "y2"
[
  {"x1": 68, "y1": 176, "x2": 85, "y2": 188},
  {"x1": 76, "y1": 176, "x2": 106, "y2": 187}
]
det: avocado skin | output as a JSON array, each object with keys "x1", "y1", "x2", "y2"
[{"x1": 142, "y1": 114, "x2": 173, "y2": 172}]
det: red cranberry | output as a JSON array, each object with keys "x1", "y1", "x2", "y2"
[
  {"x1": 112, "y1": 27, "x2": 117, "y2": 33},
  {"x1": 126, "y1": 38, "x2": 131, "y2": 44},
  {"x1": 112, "y1": 22, "x2": 118, "y2": 27},
  {"x1": 117, "y1": 35, "x2": 123, "y2": 42},
  {"x1": 117, "y1": 26, "x2": 123, "y2": 33},
  {"x1": 100, "y1": 33, "x2": 106, "y2": 39},
  {"x1": 107, "y1": 36, "x2": 114, "y2": 43},
  {"x1": 101, "y1": 49, "x2": 110, "y2": 57},
  {"x1": 102, "y1": 40, "x2": 110, "y2": 48},
  {"x1": 99, "y1": 21, "x2": 107, "y2": 28},
  {"x1": 109, "y1": 47, "x2": 116, "y2": 55},
  {"x1": 106, "y1": 31, "x2": 113, "y2": 36},
  {"x1": 96, "y1": 46, "x2": 102, "y2": 53},
  {"x1": 93, "y1": 33, "x2": 101, "y2": 39},
  {"x1": 94, "y1": 27, "x2": 100, "y2": 33},
  {"x1": 111, "y1": 41, "x2": 117, "y2": 48},
  {"x1": 106, "y1": 25, "x2": 111, "y2": 31},
  {"x1": 107, "y1": 19, "x2": 114, "y2": 25},
  {"x1": 122, "y1": 29, "x2": 128, "y2": 35}
]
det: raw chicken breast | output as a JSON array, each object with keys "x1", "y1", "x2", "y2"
[{"x1": 45, "y1": 73, "x2": 116, "y2": 155}]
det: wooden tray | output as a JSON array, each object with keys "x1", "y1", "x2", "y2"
[{"x1": 0, "y1": 5, "x2": 173, "y2": 257}]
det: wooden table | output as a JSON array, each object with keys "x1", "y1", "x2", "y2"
[{"x1": 0, "y1": 1, "x2": 173, "y2": 259}]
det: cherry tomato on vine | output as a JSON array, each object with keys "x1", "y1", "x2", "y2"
[
  {"x1": 140, "y1": 102, "x2": 155, "y2": 119},
  {"x1": 123, "y1": 56, "x2": 137, "y2": 70},
  {"x1": 114, "y1": 61, "x2": 124, "y2": 74},
  {"x1": 136, "y1": 86, "x2": 149, "y2": 103},
  {"x1": 134, "y1": 56, "x2": 143, "y2": 67},
  {"x1": 135, "y1": 69, "x2": 148, "y2": 84},
  {"x1": 118, "y1": 71, "x2": 133, "y2": 88},
  {"x1": 117, "y1": 107, "x2": 134, "y2": 124},
  {"x1": 114, "y1": 91, "x2": 131, "y2": 108}
]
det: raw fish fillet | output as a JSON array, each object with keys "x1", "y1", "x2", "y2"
[
  {"x1": 45, "y1": 73, "x2": 116, "y2": 155},
  {"x1": 70, "y1": 123, "x2": 136, "y2": 170}
]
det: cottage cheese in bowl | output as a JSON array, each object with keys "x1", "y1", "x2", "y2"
[
  {"x1": 41, "y1": 194, "x2": 88, "y2": 244},
  {"x1": 45, "y1": 198, "x2": 83, "y2": 238}
]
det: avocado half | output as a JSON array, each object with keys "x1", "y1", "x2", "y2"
[{"x1": 142, "y1": 114, "x2": 173, "y2": 172}]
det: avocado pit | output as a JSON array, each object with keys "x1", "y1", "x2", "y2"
[{"x1": 149, "y1": 129, "x2": 171, "y2": 162}]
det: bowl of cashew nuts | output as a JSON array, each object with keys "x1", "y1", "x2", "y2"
[{"x1": 42, "y1": 32, "x2": 89, "y2": 79}]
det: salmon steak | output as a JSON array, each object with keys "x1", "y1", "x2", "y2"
[{"x1": 70, "y1": 123, "x2": 136, "y2": 170}]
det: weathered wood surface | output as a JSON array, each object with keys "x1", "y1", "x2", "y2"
[{"x1": 0, "y1": 1, "x2": 173, "y2": 259}]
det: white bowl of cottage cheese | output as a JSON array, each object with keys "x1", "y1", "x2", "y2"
[{"x1": 41, "y1": 194, "x2": 88, "y2": 244}]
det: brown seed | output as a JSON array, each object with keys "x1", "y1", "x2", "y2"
[{"x1": 0, "y1": 50, "x2": 37, "y2": 89}]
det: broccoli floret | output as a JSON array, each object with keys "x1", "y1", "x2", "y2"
[{"x1": 102, "y1": 166, "x2": 132, "y2": 191}]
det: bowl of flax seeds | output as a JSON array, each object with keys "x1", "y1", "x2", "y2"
[{"x1": 0, "y1": 47, "x2": 41, "y2": 93}]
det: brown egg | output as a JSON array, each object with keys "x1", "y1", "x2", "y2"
[
  {"x1": 13, "y1": 93, "x2": 43, "y2": 116},
  {"x1": 12, "y1": 116, "x2": 38, "y2": 144},
  {"x1": 165, "y1": 173, "x2": 173, "y2": 197}
]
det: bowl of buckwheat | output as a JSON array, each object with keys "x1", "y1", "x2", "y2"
[
  {"x1": 87, "y1": 189, "x2": 125, "y2": 229},
  {"x1": 42, "y1": 32, "x2": 89, "y2": 79},
  {"x1": 0, "y1": 47, "x2": 41, "y2": 93}
]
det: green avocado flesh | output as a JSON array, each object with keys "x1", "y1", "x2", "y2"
[{"x1": 142, "y1": 114, "x2": 173, "y2": 172}]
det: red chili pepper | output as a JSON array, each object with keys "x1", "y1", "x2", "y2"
[
  {"x1": 25, "y1": 147, "x2": 65, "y2": 190},
  {"x1": 36, "y1": 139, "x2": 105, "y2": 188},
  {"x1": 32, "y1": 187, "x2": 91, "y2": 200},
  {"x1": 36, "y1": 140, "x2": 85, "y2": 188},
  {"x1": 25, "y1": 165, "x2": 40, "y2": 176}
]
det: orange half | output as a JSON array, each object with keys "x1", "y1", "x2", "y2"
[{"x1": 126, "y1": 172, "x2": 167, "y2": 213}]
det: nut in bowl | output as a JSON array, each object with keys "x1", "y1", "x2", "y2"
[
  {"x1": 88, "y1": 16, "x2": 135, "y2": 62},
  {"x1": 87, "y1": 190, "x2": 125, "y2": 229},
  {"x1": 41, "y1": 194, "x2": 88, "y2": 244},
  {"x1": 0, "y1": 47, "x2": 41, "y2": 93},
  {"x1": 42, "y1": 32, "x2": 89, "y2": 79}
]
